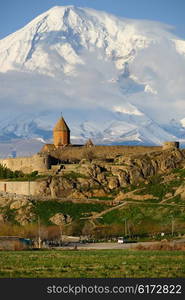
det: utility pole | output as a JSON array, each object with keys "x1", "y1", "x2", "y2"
[
  {"x1": 172, "y1": 218, "x2": 175, "y2": 236},
  {"x1": 38, "y1": 216, "x2": 41, "y2": 249},
  {"x1": 28, "y1": 180, "x2": 30, "y2": 196},
  {"x1": 60, "y1": 225, "x2": 63, "y2": 246},
  {"x1": 123, "y1": 218, "x2": 127, "y2": 236}
]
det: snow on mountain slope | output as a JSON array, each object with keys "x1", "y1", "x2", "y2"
[
  {"x1": 0, "y1": 5, "x2": 164, "y2": 74},
  {"x1": 0, "y1": 5, "x2": 185, "y2": 155},
  {"x1": 1, "y1": 5, "x2": 184, "y2": 77}
]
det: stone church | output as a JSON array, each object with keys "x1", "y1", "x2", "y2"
[{"x1": 40, "y1": 116, "x2": 71, "y2": 152}]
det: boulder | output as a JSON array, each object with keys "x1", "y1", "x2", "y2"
[{"x1": 49, "y1": 213, "x2": 72, "y2": 226}]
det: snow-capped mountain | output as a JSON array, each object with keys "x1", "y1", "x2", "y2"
[
  {"x1": 0, "y1": 6, "x2": 171, "y2": 74},
  {"x1": 0, "y1": 5, "x2": 185, "y2": 156}
]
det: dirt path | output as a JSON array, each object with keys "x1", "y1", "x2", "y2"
[
  {"x1": 114, "y1": 188, "x2": 158, "y2": 202},
  {"x1": 81, "y1": 197, "x2": 185, "y2": 221},
  {"x1": 80, "y1": 201, "x2": 128, "y2": 220}
]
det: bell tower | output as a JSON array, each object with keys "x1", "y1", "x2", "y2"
[{"x1": 53, "y1": 115, "x2": 70, "y2": 148}]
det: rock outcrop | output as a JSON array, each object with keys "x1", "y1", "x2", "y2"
[
  {"x1": 35, "y1": 148, "x2": 185, "y2": 199},
  {"x1": 0, "y1": 193, "x2": 36, "y2": 225},
  {"x1": 112, "y1": 148, "x2": 184, "y2": 185},
  {"x1": 49, "y1": 213, "x2": 72, "y2": 226}
]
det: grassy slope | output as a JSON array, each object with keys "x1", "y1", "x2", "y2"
[
  {"x1": 34, "y1": 201, "x2": 109, "y2": 225},
  {"x1": 0, "y1": 250, "x2": 185, "y2": 278},
  {"x1": 98, "y1": 170, "x2": 185, "y2": 234},
  {"x1": 1, "y1": 168, "x2": 185, "y2": 234},
  {"x1": 101, "y1": 204, "x2": 185, "y2": 224}
]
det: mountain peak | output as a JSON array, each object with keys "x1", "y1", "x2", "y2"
[{"x1": 44, "y1": 5, "x2": 79, "y2": 18}]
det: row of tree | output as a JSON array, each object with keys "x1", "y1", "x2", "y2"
[
  {"x1": 0, "y1": 164, "x2": 24, "y2": 179},
  {"x1": 1, "y1": 220, "x2": 184, "y2": 241}
]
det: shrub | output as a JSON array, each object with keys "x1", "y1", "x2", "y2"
[
  {"x1": 0, "y1": 164, "x2": 43, "y2": 181},
  {"x1": 0, "y1": 164, "x2": 24, "y2": 179}
]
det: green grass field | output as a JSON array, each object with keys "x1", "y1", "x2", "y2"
[{"x1": 0, "y1": 249, "x2": 185, "y2": 278}]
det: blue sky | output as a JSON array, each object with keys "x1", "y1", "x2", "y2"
[{"x1": 0, "y1": 0, "x2": 185, "y2": 39}]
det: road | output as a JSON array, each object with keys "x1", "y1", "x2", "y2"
[
  {"x1": 57, "y1": 241, "x2": 160, "y2": 250},
  {"x1": 56, "y1": 238, "x2": 185, "y2": 250}
]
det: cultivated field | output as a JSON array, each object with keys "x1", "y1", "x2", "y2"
[{"x1": 0, "y1": 249, "x2": 185, "y2": 278}]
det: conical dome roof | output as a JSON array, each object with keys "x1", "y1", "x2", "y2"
[{"x1": 53, "y1": 117, "x2": 70, "y2": 132}]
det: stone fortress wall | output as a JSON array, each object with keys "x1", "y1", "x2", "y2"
[
  {"x1": 0, "y1": 143, "x2": 179, "y2": 174},
  {"x1": 0, "y1": 181, "x2": 42, "y2": 195},
  {"x1": 0, "y1": 153, "x2": 51, "y2": 173},
  {"x1": 55, "y1": 145, "x2": 163, "y2": 161}
]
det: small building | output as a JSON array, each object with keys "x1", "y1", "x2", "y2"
[{"x1": 0, "y1": 236, "x2": 33, "y2": 250}]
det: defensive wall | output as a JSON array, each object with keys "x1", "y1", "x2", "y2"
[
  {"x1": 0, "y1": 143, "x2": 179, "y2": 174},
  {"x1": 0, "y1": 181, "x2": 42, "y2": 196},
  {"x1": 0, "y1": 153, "x2": 51, "y2": 173},
  {"x1": 51, "y1": 145, "x2": 163, "y2": 161}
]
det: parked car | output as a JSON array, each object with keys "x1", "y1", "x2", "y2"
[{"x1": 117, "y1": 237, "x2": 124, "y2": 244}]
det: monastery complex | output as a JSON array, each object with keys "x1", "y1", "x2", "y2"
[{"x1": 0, "y1": 116, "x2": 180, "y2": 176}]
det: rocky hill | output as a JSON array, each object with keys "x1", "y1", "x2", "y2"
[
  {"x1": 1, "y1": 147, "x2": 185, "y2": 238},
  {"x1": 35, "y1": 147, "x2": 185, "y2": 198}
]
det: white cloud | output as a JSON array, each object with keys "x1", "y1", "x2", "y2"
[
  {"x1": 0, "y1": 48, "x2": 126, "y2": 114},
  {"x1": 129, "y1": 38, "x2": 185, "y2": 123},
  {"x1": 113, "y1": 105, "x2": 143, "y2": 116}
]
